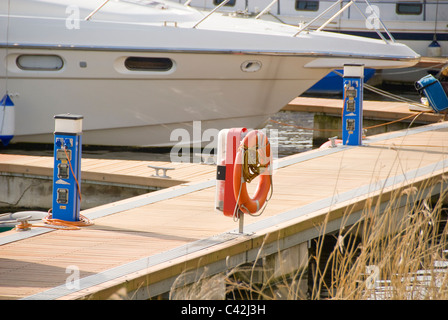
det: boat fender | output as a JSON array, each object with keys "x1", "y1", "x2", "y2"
[
  {"x1": 0, "y1": 94, "x2": 15, "y2": 146},
  {"x1": 233, "y1": 130, "x2": 272, "y2": 215}
]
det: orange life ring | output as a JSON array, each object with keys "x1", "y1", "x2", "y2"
[{"x1": 233, "y1": 130, "x2": 272, "y2": 215}]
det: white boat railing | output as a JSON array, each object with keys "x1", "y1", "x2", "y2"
[
  {"x1": 192, "y1": 0, "x2": 231, "y2": 28},
  {"x1": 254, "y1": 0, "x2": 278, "y2": 20},
  {"x1": 316, "y1": 0, "x2": 355, "y2": 32},
  {"x1": 84, "y1": 0, "x2": 231, "y2": 28},
  {"x1": 293, "y1": 0, "x2": 396, "y2": 44},
  {"x1": 85, "y1": 0, "x2": 111, "y2": 21},
  {"x1": 85, "y1": 0, "x2": 394, "y2": 44}
]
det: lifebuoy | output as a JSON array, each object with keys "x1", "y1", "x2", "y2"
[{"x1": 233, "y1": 130, "x2": 272, "y2": 215}]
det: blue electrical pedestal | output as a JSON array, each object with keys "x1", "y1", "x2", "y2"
[
  {"x1": 52, "y1": 114, "x2": 83, "y2": 222},
  {"x1": 342, "y1": 64, "x2": 364, "y2": 146}
]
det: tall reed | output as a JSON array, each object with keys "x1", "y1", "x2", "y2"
[
  {"x1": 322, "y1": 182, "x2": 448, "y2": 300},
  {"x1": 170, "y1": 179, "x2": 448, "y2": 300}
]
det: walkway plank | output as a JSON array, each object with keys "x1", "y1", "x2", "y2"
[{"x1": 1, "y1": 122, "x2": 448, "y2": 299}]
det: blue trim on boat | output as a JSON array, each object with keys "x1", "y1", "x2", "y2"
[{"x1": 339, "y1": 30, "x2": 448, "y2": 41}]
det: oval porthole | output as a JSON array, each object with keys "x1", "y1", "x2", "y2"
[
  {"x1": 16, "y1": 55, "x2": 64, "y2": 71},
  {"x1": 125, "y1": 57, "x2": 173, "y2": 71},
  {"x1": 241, "y1": 60, "x2": 262, "y2": 73}
]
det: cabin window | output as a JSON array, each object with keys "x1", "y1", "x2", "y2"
[
  {"x1": 295, "y1": 0, "x2": 319, "y2": 11},
  {"x1": 124, "y1": 57, "x2": 173, "y2": 71},
  {"x1": 396, "y1": 2, "x2": 423, "y2": 15},
  {"x1": 213, "y1": 0, "x2": 236, "y2": 6},
  {"x1": 16, "y1": 55, "x2": 63, "y2": 71}
]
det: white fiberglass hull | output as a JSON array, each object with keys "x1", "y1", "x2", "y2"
[
  {"x1": 3, "y1": 49, "x2": 328, "y2": 146},
  {"x1": 0, "y1": 0, "x2": 419, "y2": 147}
]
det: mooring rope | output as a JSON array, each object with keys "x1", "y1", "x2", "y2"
[
  {"x1": 269, "y1": 111, "x2": 426, "y2": 132},
  {"x1": 270, "y1": 73, "x2": 442, "y2": 133}
]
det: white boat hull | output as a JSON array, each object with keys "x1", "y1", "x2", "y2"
[
  {"x1": 187, "y1": 0, "x2": 446, "y2": 84},
  {"x1": 3, "y1": 49, "x2": 328, "y2": 146},
  {"x1": 0, "y1": 0, "x2": 420, "y2": 147}
]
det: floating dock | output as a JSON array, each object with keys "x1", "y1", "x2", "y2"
[
  {"x1": 0, "y1": 155, "x2": 216, "y2": 209},
  {"x1": 283, "y1": 97, "x2": 444, "y2": 124},
  {"x1": 1, "y1": 118, "x2": 448, "y2": 299}
]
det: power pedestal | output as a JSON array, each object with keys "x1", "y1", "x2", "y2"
[
  {"x1": 342, "y1": 64, "x2": 364, "y2": 146},
  {"x1": 52, "y1": 114, "x2": 83, "y2": 221}
]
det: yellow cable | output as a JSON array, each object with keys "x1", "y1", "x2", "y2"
[
  {"x1": 14, "y1": 146, "x2": 91, "y2": 231},
  {"x1": 63, "y1": 147, "x2": 82, "y2": 202},
  {"x1": 269, "y1": 111, "x2": 431, "y2": 132}
]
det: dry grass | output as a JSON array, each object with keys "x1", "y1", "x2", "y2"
[
  {"x1": 105, "y1": 177, "x2": 448, "y2": 300},
  {"x1": 322, "y1": 183, "x2": 448, "y2": 300},
  {"x1": 169, "y1": 178, "x2": 448, "y2": 300}
]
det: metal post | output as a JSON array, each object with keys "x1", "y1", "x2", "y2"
[
  {"x1": 239, "y1": 211, "x2": 244, "y2": 234},
  {"x1": 316, "y1": 1, "x2": 354, "y2": 32},
  {"x1": 294, "y1": 0, "x2": 344, "y2": 36},
  {"x1": 193, "y1": 0, "x2": 231, "y2": 29},
  {"x1": 85, "y1": 0, "x2": 111, "y2": 21},
  {"x1": 342, "y1": 65, "x2": 364, "y2": 146},
  {"x1": 255, "y1": 0, "x2": 278, "y2": 19},
  {"x1": 52, "y1": 114, "x2": 83, "y2": 221}
]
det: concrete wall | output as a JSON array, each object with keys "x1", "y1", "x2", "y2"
[
  {"x1": 312, "y1": 113, "x2": 423, "y2": 147},
  {"x1": 0, "y1": 173, "x2": 157, "y2": 211}
]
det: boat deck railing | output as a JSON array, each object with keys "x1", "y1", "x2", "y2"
[
  {"x1": 192, "y1": 0, "x2": 231, "y2": 28},
  {"x1": 187, "y1": 0, "x2": 395, "y2": 44},
  {"x1": 291, "y1": 0, "x2": 395, "y2": 43},
  {"x1": 86, "y1": 0, "x2": 395, "y2": 45}
]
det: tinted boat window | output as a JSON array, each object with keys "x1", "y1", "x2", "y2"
[
  {"x1": 125, "y1": 57, "x2": 173, "y2": 71},
  {"x1": 213, "y1": 0, "x2": 236, "y2": 6},
  {"x1": 396, "y1": 2, "x2": 423, "y2": 15},
  {"x1": 295, "y1": 0, "x2": 319, "y2": 11}
]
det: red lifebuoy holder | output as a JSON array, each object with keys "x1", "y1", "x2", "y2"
[
  {"x1": 233, "y1": 130, "x2": 272, "y2": 215},
  {"x1": 215, "y1": 128, "x2": 248, "y2": 217}
]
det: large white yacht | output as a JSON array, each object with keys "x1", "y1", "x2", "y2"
[
  {"x1": 187, "y1": 0, "x2": 447, "y2": 85},
  {"x1": 0, "y1": 0, "x2": 419, "y2": 147}
]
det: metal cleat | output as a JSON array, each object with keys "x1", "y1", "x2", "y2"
[
  {"x1": 148, "y1": 165, "x2": 174, "y2": 179},
  {"x1": 15, "y1": 215, "x2": 32, "y2": 231},
  {"x1": 328, "y1": 136, "x2": 339, "y2": 148}
]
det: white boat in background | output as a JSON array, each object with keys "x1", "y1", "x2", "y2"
[
  {"x1": 0, "y1": 0, "x2": 419, "y2": 147},
  {"x1": 187, "y1": 0, "x2": 447, "y2": 84},
  {"x1": 186, "y1": 0, "x2": 448, "y2": 58}
]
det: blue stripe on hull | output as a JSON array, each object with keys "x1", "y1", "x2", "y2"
[
  {"x1": 307, "y1": 69, "x2": 376, "y2": 94},
  {"x1": 339, "y1": 30, "x2": 448, "y2": 41}
]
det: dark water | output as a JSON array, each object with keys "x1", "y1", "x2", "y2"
[
  {"x1": 264, "y1": 111, "x2": 315, "y2": 156},
  {"x1": 0, "y1": 111, "x2": 315, "y2": 161}
]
